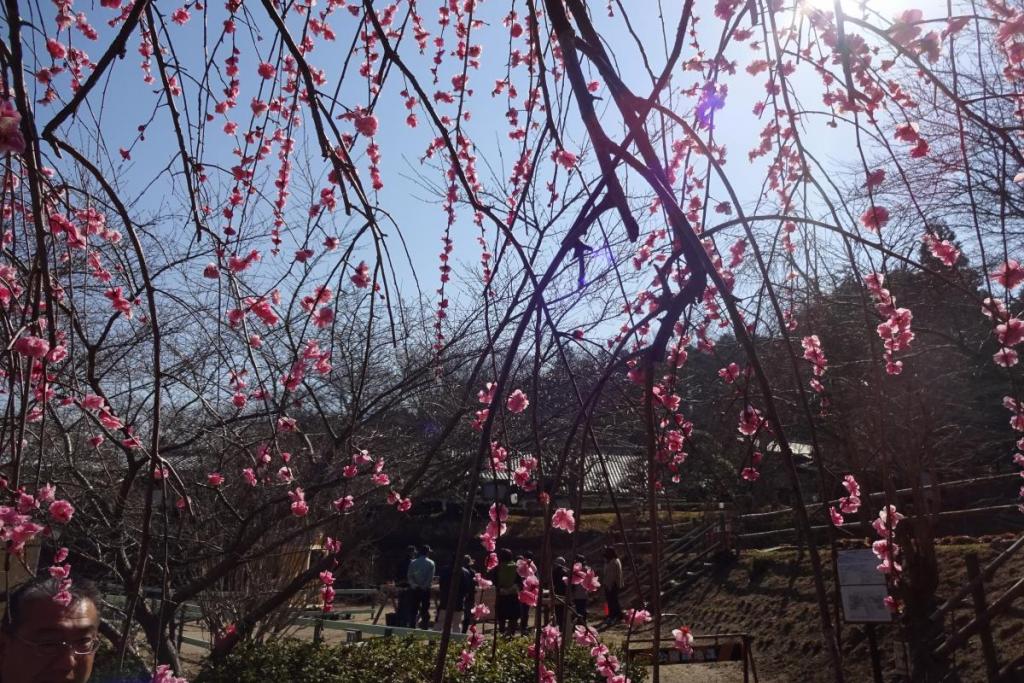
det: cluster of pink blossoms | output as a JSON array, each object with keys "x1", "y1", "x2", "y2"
[
  {"x1": 828, "y1": 474, "x2": 862, "y2": 527},
  {"x1": 153, "y1": 664, "x2": 188, "y2": 683},
  {"x1": 624, "y1": 609, "x2": 652, "y2": 629},
  {"x1": 572, "y1": 625, "x2": 631, "y2": 682},
  {"x1": 456, "y1": 625, "x2": 485, "y2": 672},
  {"x1": 319, "y1": 569, "x2": 336, "y2": 612},
  {"x1": 1001, "y1": 397, "x2": 1024, "y2": 511},
  {"x1": 859, "y1": 205, "x2": 890, "y2": 232},
  {"x1": 517, "y1": 557, "x2": 540, "y2": 607},
  {"x1": 513, "y1": 454, "x2": 538, "y2": 491},
  {"x1": 506, "y1": 388, "x2": 529, "y2": 413},
  {"x1": 300, "y1": 283, "x2": 334, "y2": 329},
  {"x1": 921, "y1": 233, "x2": 961, "y2": 267},
  {"x1": 740, "y1": 451, "x2": 764, "y2": 483},
  {"x1": 458, "y1": 502, "x2": 511, "y2": 672},
  {"x1": 988, "y1": 260, "x2": 1024, "y2": 367},
  {"x1": 717, "y1": 362, "x2": 741, "y2": 384},
  {"x1": 864, "y1": 273, "x2": 914, "y2": 375},
  {"x1": 479, "y1": 503, "x2": 507, "y2": 571},
  {"x1": 736, "y1": 400, "x2": 769, "y2": 483},
  {"x1": 1, "y1": 484, "x2": 75, "y2": 605},
  {"x1": 872, "y1": 505, "x2": 905, "y2": 613},
  {"x1": 48, "y1": 547, "x2": 72, "y2": 606},
  {"x1": 319, "y1": 537, "x2": 343, "y2": 611},
  {"x1": 551, "y1": 507, "x2": 575, "y2": 533},
  {"x1": 570, "y1": 560, "x2": 601, "y2": 595},
  {"x1": 0, "y1": 100, "x2": 25, "y2": 155},
  {"x1": 737, "y1": 405, "x2": 766, "y2": 437},
  {"x1": 672, "y1": 626, "x2": 695, "y2": 656},
  {"x1": 800, "y1": 335, "x2": 828, "y2": 394},
  {"x1": 525, "y1": 624, "x2": 563, "y2": 678},
  {"x1": 472, "y1": 381, "x2": 495, "y2": 431},
  {"x1": 473, "y1": 383, "x2": 537, "y2": 490},
  {"x1": 1, "y1": 484, "x2": 75, "y2": 553}
]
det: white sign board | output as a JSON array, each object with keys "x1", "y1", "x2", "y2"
[
  {"x1": 837, "y1": 549, "x2": 892, "y2": 623},
  {"x1": 837, "y1": 549, "x2": 886, "y2": 586}
]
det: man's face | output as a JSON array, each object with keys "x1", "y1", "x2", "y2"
[{"x1": 0, "y1": 596, "x2": 99, "y2": 683}]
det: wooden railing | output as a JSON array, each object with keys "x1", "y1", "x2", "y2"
[{"x1": 929, "y1": 533, "x2": 1024, "y2": 681}]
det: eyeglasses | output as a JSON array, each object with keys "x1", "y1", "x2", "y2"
[{"x1": 14, "y1": 634, "x2": 100, "y2": 657}]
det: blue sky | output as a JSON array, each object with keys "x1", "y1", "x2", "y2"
[{"x1": 29, "y1": 0, "x2": 926, "y2": 334}]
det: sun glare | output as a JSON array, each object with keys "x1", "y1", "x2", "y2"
[
  {"x1": 801, "y1": 0, "x2": 862, "y2": 12},
  {"x1": 801, "y1": 0, "x2": 917, "y2": 14}
]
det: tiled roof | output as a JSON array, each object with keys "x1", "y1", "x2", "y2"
[{"x1": 487, "y1": 449, "x2": 646, "y2": 497}]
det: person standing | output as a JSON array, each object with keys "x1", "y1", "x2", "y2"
[
  {"x1": 571, "y1": 554, "x2": 589, "y2": 625},
  {"x1": 458, "y1": 555, "x2": 476, "y2": 633},
  {"x1": 601, "y1": 545, "x2": 624, "y2": 625},
  {"x1": 407, "y1": 545, "x2": 436, "y2": 629},
  {"x1": 551, "y1": 556, "x2": 569, "y2": 631},
  {"x1": 518, "y1": 551, "x2": 535, "y2": 635},
  {"x1": 395, "y1": 544, "x2": 417, "y2": 627},
  {"x1": 493, "y1": 548, "x2": 519, "y2": 636},
  {"x1": 435, "y1": 559, "x2": 454, "y2": 630}
]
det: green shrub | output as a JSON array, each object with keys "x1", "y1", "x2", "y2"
[
  {"x1": 196, "y1": 636, "x2": 647, "y2": 683},
  {"x1": 90, "y1": 640, "x2": 150, "y2": 683}
]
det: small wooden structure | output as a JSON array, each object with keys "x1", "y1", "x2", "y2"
[{"x1": 625, "y1": 632, "x2": 758, "y2": 682}]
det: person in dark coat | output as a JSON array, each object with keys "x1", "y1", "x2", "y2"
[
  {"x1": 551, "y1": 556, "x2": 569, "y2": 631},
  {"x1": 571, "y1": 554, "x2": 589, "y2": 625},
  {"x1": 458, "y1": 555, "x2": 476, "y2": 633},
  {"x1": 436, "y1": 560, "x2": 454, "y2": 625},
  {"x1": 518, "y1": 551, "x2": 535, "y2": 635},
  {"x1": 395, "y1": 544, "x2": 417, "y2": 627}
]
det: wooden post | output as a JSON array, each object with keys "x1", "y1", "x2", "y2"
[
  {"x1": 747, "y1": 636, "x2": 760, "y2": 683},
  {"x1": 865, "y1": 624, "x2": 883, "y2": 683},
  {"x1": 745, "y1": 634, "x2": 753, "y2": 683},
  {"x1": 372, "y1": 589, "x2": 386, "y2": 625},
  {"x1": 965, "y1": 553, "x2": 999, "y2": 681},
  {"x1": 743, "y1": 634, "x2": 759, "y2": 683},
  {"x1": 313, "y1": 612, "x2": 324, "y2": 645}
]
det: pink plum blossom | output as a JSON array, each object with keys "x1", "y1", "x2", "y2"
[
  {"x1": 48, "y1": 499, "x2": 74, "y2": 524},
  {"x1": 992, "y1": 259, "x2": 1024, "y2": 290},
  {"x1": 12, "y1": 335, "x2": 50, "y2": 358},
  {"x1": 354, "y1": 112, "x2": 379, "y2": 137},
  {"x1": 672, "y1": 626, "x2": 694, "y2": 655},
  {"x1": 288, "y1": 488, "x2": 309, "y2": 517},
  {"x1": 860, "y1": 206, "x2": 890, "y2": 232},
  {"x1": 551, "y1": 507, "x2": 575, "y2": 533},
  {"x1": 0, "y1": 100, "x2": 26, "y2": 155},
  {"x1": 506, "y1": 389, "x2": 529, "y2": 414}
]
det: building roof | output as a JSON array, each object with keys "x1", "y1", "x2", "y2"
[{"x1": 487, "y1": 449, "x2": 647, "y2": 498}]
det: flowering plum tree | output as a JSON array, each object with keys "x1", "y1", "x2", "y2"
[{"x1": 1, "y1": 0, "x2": 1023, "y2": 681}]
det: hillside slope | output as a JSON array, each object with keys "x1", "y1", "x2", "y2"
[{"x1": 666, "y1": 539, "x2": 1023, "y2": 682}]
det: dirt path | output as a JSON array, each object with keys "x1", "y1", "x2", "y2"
[{"x1": 645, "y1": 662, "x2": 746, "y2": 682}]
